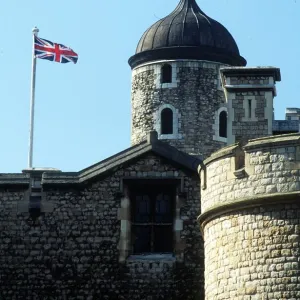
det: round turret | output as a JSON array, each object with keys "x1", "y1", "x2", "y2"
[
  {"x1": 129, "y1": 0, "x2": 246, "y2": 69},
  {"x1": 130, "y1": 0, "x2": 247, "y2": 158},
  {"x1": 199, "y1": 135, "x2": 300, "y2": 299}
]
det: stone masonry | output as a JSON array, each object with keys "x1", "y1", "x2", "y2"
[
  {"x1": 220, "y1": 67, "x2": 280, "y2": 145},
  {"x1": 131, "y1": 60, "x2": 227, "y2": 158},
  {"x1": 199, "y1": 133, "x2": 300, "y2": 299},
  {"x1": 0, "y1": 150, "x2": 203, "y2": 300}
]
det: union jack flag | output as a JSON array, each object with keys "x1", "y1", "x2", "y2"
[{"x1": 34, "y1": 36, "x2": 78, "y2": 64}]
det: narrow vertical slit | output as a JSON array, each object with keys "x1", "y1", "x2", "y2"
[{"x1": 248, "y1": 99, "x2": 252, "y2": 119}]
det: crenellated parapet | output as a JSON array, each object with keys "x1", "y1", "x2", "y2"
[
  {"x1": 199, "y1": 133, "x2": 300, "y2": 218},
  {"x1": 198, "y1": 133, "x2": 300, "y2": 299}
]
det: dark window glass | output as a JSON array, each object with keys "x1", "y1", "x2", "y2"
[
  {"x1": 219, "y1": 111, "x2": 227, "y2": 138},
  {"x1": 248, "y1": 99, "x2": 252, "y2": 118},
  {"x1": 134, "y1": 195, "x2": 150, "y2": 222},
  {"x1": 153, "y1": 226, "x2": 173, "y2": 252},
  {"x1": 161, "y1": 108, "x2": 173, "y2": 134},
  {"x1": 132, "y1": 226, "x2": 151, "y2": 253},
  {"x1": 155, "y1": 193, "x2": 172, "y2": 223},
  {"x1": 161, "y1": 64, "x2": 172, "y2": 83},
  {"x1": 131, "y1": 185, "x2": 174, "y2": 254}
]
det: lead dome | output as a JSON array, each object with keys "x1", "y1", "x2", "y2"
[{"x1": 129, "y1": 0, "x2": 246, "y2": 68}]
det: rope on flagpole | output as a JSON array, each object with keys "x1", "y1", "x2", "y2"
[{"x1": 28, "y1": 26, "x2": 39, "y2": 168}]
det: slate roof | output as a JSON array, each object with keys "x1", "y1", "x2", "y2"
[{"x1": 42, "y1": 131, "x2": 202, "y2": 186}]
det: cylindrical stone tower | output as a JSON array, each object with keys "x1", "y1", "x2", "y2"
[
  {"x1": 199, "y1": 134, "x2": 300, "y2": 299},
  {"x1": 129, "y1": 0, "x2": 246, "y2": 159}
]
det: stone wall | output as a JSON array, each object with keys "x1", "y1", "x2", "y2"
[
  {"x1": 273, "y1": 120, "x2": 299, "y2": 134},
  {"x1": 131, "y1": 60, "x2": 227, "y2": 158},
  {"x1": 229, "y1": 88, "x2": 270, "y2": 142},
  {"x1": 200, "y1": 134, "x2": 300, "y2": 212},
  {"x1": 204, "y1": 204, "x2": 300, "y2": 300},
  {"x1": 199, "y1": 133, "x2": 300, "y2": 299},
  {"x1": 0, "y1": 153, "x2": 203, "y2": 300},
  {"x1": 220, "y1": 67, "x2": 279, "y2": 145}
]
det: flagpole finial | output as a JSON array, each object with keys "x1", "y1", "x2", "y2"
[{"x1": 32, "y1": 27, "x2": 39, "y2": 35}]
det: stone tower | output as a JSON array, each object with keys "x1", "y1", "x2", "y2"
[
  {"x1": 129, "y1": 0, "x2": 246, "y2": 159},
  {"x1": 220, "y1": 67, "x2": 281, "y2": 144},
  {"x1": 199, "y1": 134, "x2": 300, "y2": 299}
]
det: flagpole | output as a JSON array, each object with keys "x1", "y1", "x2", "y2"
[{"x1": 28, "y1": 27, "x2": 39, "y2": 168}]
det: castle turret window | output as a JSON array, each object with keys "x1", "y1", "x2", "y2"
[
  {"x1": 154, "y1": 104, "x2": 181, "y2": 140},
  {"x1": 219, "y1": 111, "x2": 227, "y2": 138},
  {"x1": 161, "y1": 108, "x2": 173, "y2": 134},
  {"x1": 161, "y1": 64, "x2": 172, "y2": 83},
  {"x1": 213, "y1": 107, "x2": 227, "y2": 143}
]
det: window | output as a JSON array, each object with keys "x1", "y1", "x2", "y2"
[
  {"x1": 213, "y1": 107, "x2": 228, "y2": 142},
  {"x1": 219, "y1": 111, "x2": 227, "y2": 138},
  {"x1": 161, "y1": 64, "x2": 172, "y2": 83},
  {"x1": 161, "y1": 108, "x2": 173, "y2": 134},
  {"x1": 131, "y1": 185, "x2": 174, "y2": 254},
  {"x1": 154, "y1": 104, "x2": 181, "y2": 140},
  {"x1": 248, "y1": 99, "x2": 252, "y2": 118},
  {"x1": 242, "y1": 96, "x2": 257, "y2": 122}
]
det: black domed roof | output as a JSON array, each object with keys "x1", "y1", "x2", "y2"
[{"x1": 129, "y1": 0, "x2": 246, "y2": 68}]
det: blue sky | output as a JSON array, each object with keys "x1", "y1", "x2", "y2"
[{"x1": 0, "y1": 0, "x2": 299, "y2": 172}]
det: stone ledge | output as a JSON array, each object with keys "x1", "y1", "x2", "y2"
[
  {"x1": 224, "y1": 84, "x2": 275, "y2": 91},
  {"x1": 244, "y1": 133, "x2": 300, "y2": 151},
  {"x1": 126, "y1": 254, "x2": 176, "y2": 262},
  {"x1": 203, "y1": 133, "x2": 300, "y2": 166},
  {"x1": 0, "y1": 173, "x2": 30, "y2": 186},
  {"x1": 198, "y1": 191, "x2": 300, "y2": 230},
  {"x1": 203, "y1": 144, "x2": 239, "y2": 166},
  {"x1": 220, "y1": 66, "x2": 281, "y2": 81}
]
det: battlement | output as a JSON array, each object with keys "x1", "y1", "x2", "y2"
[
  {"x1": 199, "y1": 133, "x2": 300, "y2": 299},
  {"x1": 199, "y1": 133, "x2": 300, "y2": 217}
]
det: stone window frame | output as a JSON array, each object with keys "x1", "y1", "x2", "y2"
[
  {"x1": 213, "y1": 107, "x2": 228, "y2": 143},
  {"x1": 154, "y1": 62, "x2": 179, "y2": 89},
  {"x1": 131, "y1": 184, "x2": 174, "y2": 254},
  {"x1": 161, "y1": 107, "x2": 174, "y2": 134},
  {"x1": 118, "y1": 178, "x2": 185, "y2": 263},
  {"x1": 161, "y1": 64, "x2": 172, "y2": 84},
  {"x1": 242, "y1": 95, "x2": 258, "y2": 122},
  {"x1": 154, "y1": 104, "x2": 182, "y2": 140},
  {"x1": 217, "y1": 65, "x2": 224, "y2": 91}
]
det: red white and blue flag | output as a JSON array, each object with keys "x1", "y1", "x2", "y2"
[{"x1": 34, "y1": 36, "x2": 78, "y2": 64}]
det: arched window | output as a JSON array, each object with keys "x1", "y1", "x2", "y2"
[
  {"x1": 161, "y1": 108, "x2": 173, "y2": 134},
  {"x1": 219, "y1": 111, "x2": 227, "y2": 138},
  {"x1": 161, "y1": 64, "x2": 172, "y2": 83}
]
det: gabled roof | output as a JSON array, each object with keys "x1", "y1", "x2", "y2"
[{"x1": 42, "y1": 131, "x2": 202, "y2": 185}]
